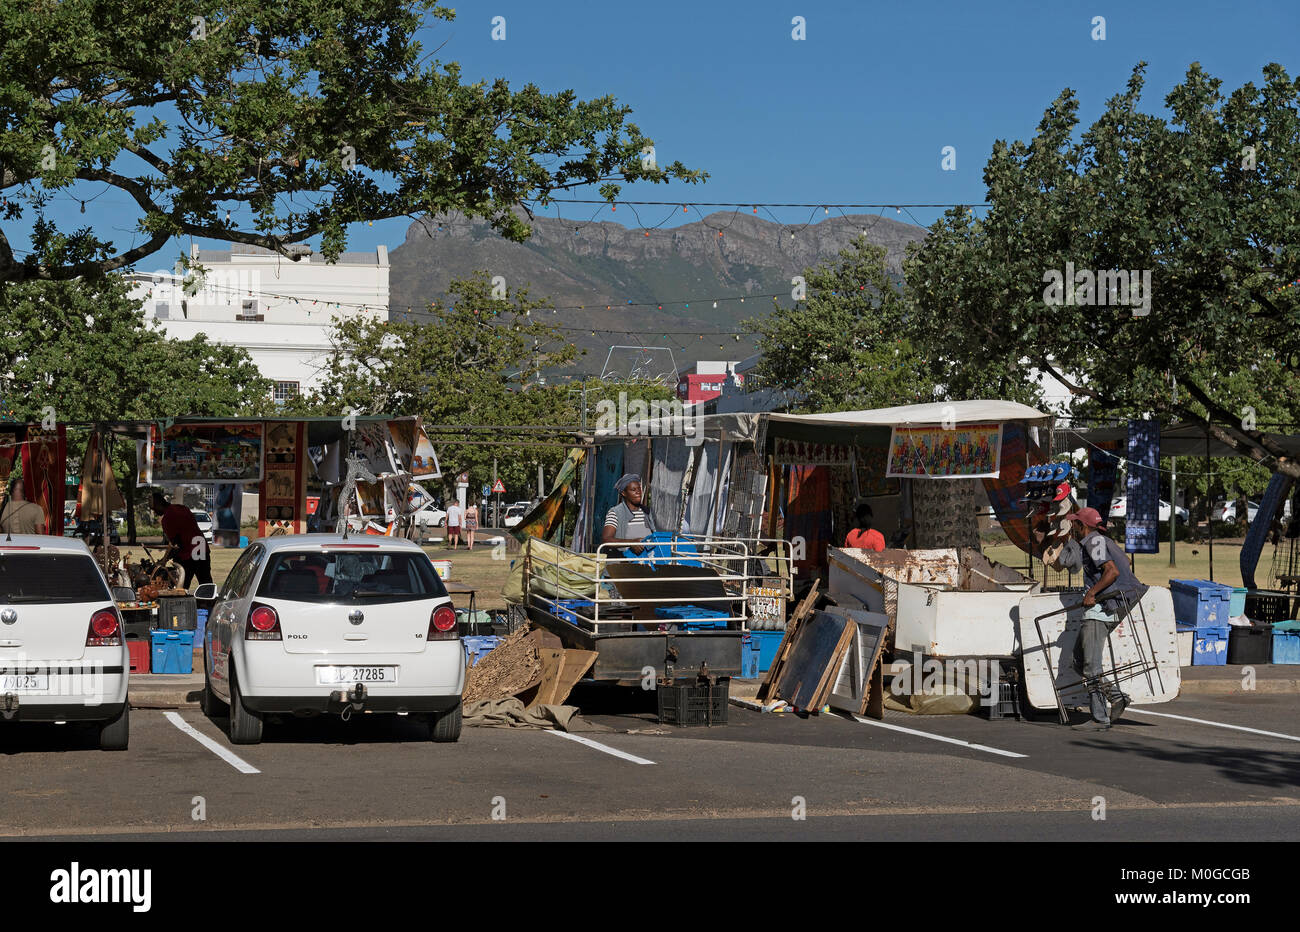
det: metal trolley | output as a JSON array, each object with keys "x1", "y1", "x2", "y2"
[{"x1": 1031, "y1": 590, "x2": 1165, "y2": 725}]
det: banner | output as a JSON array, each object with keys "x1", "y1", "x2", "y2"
[
  {"x1": 1086, "y1": 439, "x2": 1123, "y2": 514},
  {"x1": 77, "y1": 432, "x2": 125, "y2": 517},
  {"x1": 887, "y1": 424, "x2": 1003, "y2": 479},
  {"x1": 982, "y1": 421, "x2": 1044, "y2": 554},
  {"x1": 1125, "y1": 419, "x2": 1160, "y2": 554},
  {"x1": 214, "y1": 482, "x2": 243, "y2": 545},
  {"x1": 773, "y1": 438, "x2": 853, "y2": 466},
  {"x1": 259, "y1": 421, "x2": 308, "y2": 535},
  {"x1": 150, "y1": 422, "x2": 263, "y2": 484},
  {"x1": 0, "y1": 429, "x2": 21, "y2": 483},
  {"x1": 21, "y1": 425, "x2": 65, "y2": 535}
]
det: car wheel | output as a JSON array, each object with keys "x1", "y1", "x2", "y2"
[
  {"x1": 438, "y1": 517, "x2": 447, "y2": 528},
  {"x1": 228, "y1": 668, "x2": 263, "y2": 745},
  {"x1": 98, "y1": 703, "x2": 129, "y2": 751},
  {"x1": 428, "y1": 702, "x2": 462, "y2": 743}
]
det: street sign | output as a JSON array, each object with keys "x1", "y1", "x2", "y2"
[
  {"x1": 482, "y1": 484, "x2": 491, "y2": 498},
  {"x1": 491, "y1": 479, "x2": 506, "y2": 494}
]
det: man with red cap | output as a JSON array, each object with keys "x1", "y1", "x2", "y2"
[{"x1": 1066, "y1": 506, "x2": 1148, "y2": 730}]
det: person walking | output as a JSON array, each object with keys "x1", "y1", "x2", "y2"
[
  {"x1": 445, "y1": 499, "x2": 463, "y2": 550},
  {"x1": 1066, "y1": 507, "x2": 1147, "y2": 730},
  {"x1": 463, "y1": 502, "x2": 478, "y2": 551}
]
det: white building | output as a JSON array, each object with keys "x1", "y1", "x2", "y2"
[{"x1": 127, "y1": 244, "x2": 390, "y2": 400}]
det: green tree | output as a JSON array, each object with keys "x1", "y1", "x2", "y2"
[
  {"x1": 904, "y1": 63, "x2": 1300, "y2": 487},
  {"x1": 0, "y1": 0, "x2": 703, "y2": 282},
  {"x1": 744, "y1": 237, "x2": 936, "y2": 412},
  {"x1": 0, "y1": 274, "x2": 271, "y2": 540}
]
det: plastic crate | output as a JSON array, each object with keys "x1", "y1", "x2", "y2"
[
  {"x1": 553, "y1": 599, "x2": 595, "y2": 625},
  {"x1": 1191, "y1": 624, "x2": 1230, "y2": 666},
  {"x1": 657, "y1": 678, "x2": 729, "y2": 726},
  {"x1": 1272, "y1": 622, "x2": 1300, "y2": 664},
  {"x1": 654, "y1": 605, "x2": 730, "y2": 629},
  {"x1": 155, "y1": 596, "x2": 197, "y2": 631},
  {"x1": 1227, "y1": 624, "x2": 1273, "y2": 664},
  {"x1": 150, "y1": 629, "x2": 195, "y2": 674},
  {"x1": 463, "y1": 635, "x2": 501, "y2": 668},
  {"x1": 195, "y1": 608, "x2": 209, "y2": 647},
  {"x1": 120, "y1": 608, "x2": 154, "y2": 640},
  {"x1": 750, "y1": 630, "x2": 785, "y2": 673},
  {"x1": 1246, "y1": 590, "x2": 1291, "y2": 624},
  {"x1": 126, "y1": 637, "x2": 150, "y2": 674},
  {"x1": 739, "y1": 634, "x2": 760, "y2": 679},
  {"x1": 983, "y1": 681, "x2": 1021, "y2": 721},
  {"x1": 1170, "y1": 579, "x2": 1234, "y2": 629},
  {"x1": 1229, "y1": 587, "x2": 1248, "y2": 618}
]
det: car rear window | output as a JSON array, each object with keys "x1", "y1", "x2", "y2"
[
  {"x1": 256, "y1": 550, "x2": 448, "y2": 603},
  {"x1": 0, "y1": 553, "x2": 111, "y2": 603}
]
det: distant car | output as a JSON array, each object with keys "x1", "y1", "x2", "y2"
[
  {"x1": 0, "y1": 535, "x2": 130, "y2": 750},
  {"x1": 1108, "y1": 496, "x2": 1187, "y2": 524},
  {"x1": 198, "y1": 535, "x2": 463, "y2": 744},
  {"x1": 503, "y1": 503, "x2": 529, "y2": 528},
  {"x1": 1220, "y1": 500, "x2": 1260, "y2": 523},
  {"x1": 66, "y1": 518, "x2": 121, "y2": 545},
  {"x1": 411, "y1": 505, "x2": 448, "y2": 529},
  {"x1": 191, "y1": 510, "x2": 215, "y2": 543}
]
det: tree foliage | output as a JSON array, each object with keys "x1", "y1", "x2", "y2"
[
  {"x1": 744, "y1": 237, "x2": 936, "y2": 412},
  {"x1": 904, "y1": 62, "x2": 1300, "y2": 478},
  {"x1": 0, "y1": 0, "x2": 703, "y2": 283}
]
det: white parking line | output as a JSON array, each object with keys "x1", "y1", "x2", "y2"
[
  {"x1": 547, "y1": 730, "x2": 655, "y2": 765},
  {"x1": 843, "y1": 713, "x2": 1028, "y2": 759},
  {"x1": 1125, "y1": 708, "x2": 1300, "y2": 743},
  {"x1": 163, "y1": 711, "x2": 261, "y2": 774}
]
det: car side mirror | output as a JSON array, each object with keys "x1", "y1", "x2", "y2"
[{"x1": 193, "y1": 583, "x2": 219, "y2": 600}]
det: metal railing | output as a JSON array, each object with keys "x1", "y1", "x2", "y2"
[{"x1": 523, "y1": 534, "x2": 794, "y2": 634}]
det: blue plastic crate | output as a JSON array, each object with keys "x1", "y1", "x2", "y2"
[
  {"x1": 463, "y1": 635, "x2": 502, "y2": 668},
  {"x1": 751, "y1": 630, "x2": 786, "y2": 673},
  {"x1": 1191, "y1": 624, "x2": 1230, "y2": 666},
  {"x1": 553, "y1": 599, "x2": 595, "y2": 625},
  {"x1": 195, "y1": 608, "x2": 209, "y2": 647},
  {"x1": 1272, "y1": 622, "x2": 1300, "y2": 665},
  {"x1": 1170, "y1": 579, "x2": 1234, "y2": 629},
  {"x1": 739, "y1": 634, "x2": 760, "y2": 678},
  {"x1": 655, "y1": 605, "x2": 730, "y2": 629},
  {"x1": 1229, "y1": 587, "x2": 1248, "y2": 618},
  {"x1": 150, "y1": 629, "x2": 194, "y2": 674}
]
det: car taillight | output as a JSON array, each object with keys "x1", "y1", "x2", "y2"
[
  {"x1": 246, "y1": 604, "x2": 282, "y2": 641},
  {"x1": 87, "y1": 609, "x2": 121, "y2": 647},
  {"x1": 428, "y1": 605, "x2": 457, "y2": 641}
]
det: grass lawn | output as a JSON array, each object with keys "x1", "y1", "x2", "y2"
[{"x1": 984, "y1": 540, "x2": 1250, "y2": 588}]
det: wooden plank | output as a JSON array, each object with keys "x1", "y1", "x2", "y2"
[
  {"x1": 528, "y1": 647, "x2": 566, "y2": 707},
  {"x1": 552, "y1": 649, "x2": 598, "y2": 705},
  {"x1": 756, "y1": 579, "x2": 819, "y2": 701},
  {"x1": 808, "y1": 616, "x2": 857, "y2": 711},
  {"x1": 863, "y1": 659, "x2": 884, "y2": 720}
]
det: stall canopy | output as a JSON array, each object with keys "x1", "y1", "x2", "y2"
[
  {"x1": 1062, "y1": 421, "x2": 1300, "y2": 458},
  {"x1": 767, "y1": 400, "x2": 1052, "y2": 430}
]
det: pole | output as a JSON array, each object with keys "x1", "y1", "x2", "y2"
[
  {"x1": 492, "y1": 457, "x2": 498, "y2": 527},
  {"x1": 1169, "y1": 455, "x2": 1177, "y2": 567},
  {"x1": 538, "y1": 462, "x2": 544, "y2": 498},
  {"x1": 1207, "y1": 428, "x2": 1214, "y2": 582}
]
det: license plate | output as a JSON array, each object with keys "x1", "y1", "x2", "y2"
[
  {"x1": 315, "y1": 666, "x2": 395, "y2": 685},
  {"x1": 0, "y1": 675, "x2": 48, "y2": 691}
]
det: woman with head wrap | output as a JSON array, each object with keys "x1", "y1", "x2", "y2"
[{"x1": 601, "y1": 474, "x2": 655, "y2": 552}]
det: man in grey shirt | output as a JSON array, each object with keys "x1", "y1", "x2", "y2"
[
  {"x1": 1067, "y1": 507, "x2": 1148, "y2": 729},
  {"x1": 602, "y1": 474, "x2": 655, "y2": 552}
]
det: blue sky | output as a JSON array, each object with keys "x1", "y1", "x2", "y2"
[{"x1": 24, "y1": 0, "x2": 1300, "y2": 272}]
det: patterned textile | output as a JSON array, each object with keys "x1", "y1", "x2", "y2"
[
  {"x1": 982, "y1": 421, "x2": 1045, "y2": 554},
  {"x1": 647, "y1": 436, "x2": 690, "y2": 533},
  {"x1": 786, "y1": 465, "x2": 832, "y2": 574},
  {"x1": 912, "y1": 478, "x2": 981, "y2": 549}
]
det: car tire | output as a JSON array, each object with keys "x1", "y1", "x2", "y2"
[
  {"x1": 98, "y1": 703, "x2": 129, "y2": 751},
  {"x1": 228, "y1": 668, "x2": 263, "y2": 745},
  {"x1": 428, "y1": 702, "x2": 462, "y2": 743},
  {"x1": 438, "y1": 517, "x2": 447, "y2": 528}
]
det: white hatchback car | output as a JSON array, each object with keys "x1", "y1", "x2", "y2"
[
  {"x1": 199, "y1": 535, "x2": 464, "y2": 744},
  {"x1": 0, "y1": 536, "x2": 129, "y2": 750}
]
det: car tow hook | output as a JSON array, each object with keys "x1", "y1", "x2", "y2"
[
  {"x1": 1, "y1": 692, "x2": 18, "y2": 720},
  {"x1": 333, "y1": 683, "x2": 367, "y2": 720}
]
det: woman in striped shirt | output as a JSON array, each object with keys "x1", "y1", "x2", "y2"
[{"x1": 601, "y1": 474, "x2": 655, "y2": 552}]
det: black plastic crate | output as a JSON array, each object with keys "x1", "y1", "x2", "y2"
[
  {"x1": 1227, "y1": 624, "x2": 1273, "y2": 664},
  {"x1": 983, "y1": 681, "x2": 1021, "y2": 720},
  {"x1": 155, "y1": 596, "x2": 197, "y2": 631},
  {"x1": 1246, "y1": 590, "x2": 1291, "y2": 624},
  {"x1": 657, "y1": 678, "x2": 730, "y2": 727},
  {"x1": 120, "y1": 609, "x2": 154, "y2": 640}
]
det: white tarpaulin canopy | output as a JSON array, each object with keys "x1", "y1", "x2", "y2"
[{"x1": 766, "y1": 400, "x2": 1052, "y2": 430}]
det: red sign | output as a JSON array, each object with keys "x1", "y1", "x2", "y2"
[{"x1": 491, "y1": 479, "x2": 506, "y2": 494}]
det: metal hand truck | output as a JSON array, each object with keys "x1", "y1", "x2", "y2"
[{"x1": 1030, "y1": 591, "x2": 1164, "y2": 725}]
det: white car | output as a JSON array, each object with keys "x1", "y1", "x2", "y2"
[
  {"x1": 191, "y1": 510, "x2": 215, "y2": 544},
  {"x1": 1108, "y1": 496, "x2": 1188, "y2": 524},
  {"x1": 198, "y1": 535, "x2": 463, "y2": 744},
  {"x1": 1220, "y1": 500, "x2": 1260, "y2": 523},
  {"x1": 0, "y1": 536, "x2": 130, "y2": 750},
  {"x1": 411, "y1": 504, "x2": 449, "y2": 530},
  {"x1": 502, "y1": 504, "x2": 528, "y2": 528}
]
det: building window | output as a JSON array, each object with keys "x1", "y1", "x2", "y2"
[{"x1": 273, "y1": 381, "x2": 299, "y2": 404}]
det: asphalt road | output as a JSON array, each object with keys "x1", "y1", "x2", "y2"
[{"x1": 4, "y1": 690, "x2": 1300, "y2": 841}]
